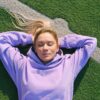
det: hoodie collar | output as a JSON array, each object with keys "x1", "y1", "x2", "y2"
[{"x1": 27, "y1": 47, "x2": 64, "y2": 70}]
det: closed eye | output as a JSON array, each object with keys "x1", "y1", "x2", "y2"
[
  {"x1": 37, "y1": 41, "x2": 56, "y2": 47},
  {"x1": 37, "y1": 43, "x2": 44, "y2": 47},
  {"x1": 48, "y1": 42, "x2": 54, "y2": 46}
]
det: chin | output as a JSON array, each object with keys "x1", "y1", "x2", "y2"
[{"x1": 42, "y1": 58, "x2": 53, "y2": 64}]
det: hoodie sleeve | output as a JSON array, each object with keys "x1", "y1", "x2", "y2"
[
  {"x1": 59, "y1": 33, "x2": 97, "y2": 78},
  {"x1": 0, "y1": 31, "x2": 32, "y2": 85}
]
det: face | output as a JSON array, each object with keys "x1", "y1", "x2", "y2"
[{"x1": 35, "y1": 32, "x2": 59, "y2": 63}]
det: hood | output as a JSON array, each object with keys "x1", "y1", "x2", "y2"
[{"x1": 27, "y1": 47, "x2": 64, "y2": 70}]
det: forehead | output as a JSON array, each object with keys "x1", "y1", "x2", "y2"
[{"x1": 36, "y1": 32, "x2": 56, "y2": 41}]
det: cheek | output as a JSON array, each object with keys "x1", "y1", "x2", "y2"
[
  {"x1": 34, "y1": 46, "x2": 41, "y2": 55},
  {"x1": 51, "y1": 47, "x2": 59, "y2": 55},
  {"x1": 53, "y1": 45, "x2": 59, "y2": 52},
  {"x1": 35, "y1": 47, "x2": 42, "y2": 54}
]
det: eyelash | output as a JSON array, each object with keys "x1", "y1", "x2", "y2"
[{"x1": 38, "y1": 42, "x2": 54, "y2": 47}]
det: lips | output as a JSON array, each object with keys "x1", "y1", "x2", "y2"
[{"x1": 42, "y1": 53, "x2": 50, "y2": 57}]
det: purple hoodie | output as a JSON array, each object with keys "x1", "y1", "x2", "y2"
[{"x1": 0, "y1": 31, "x2": 97, "y2": 100}]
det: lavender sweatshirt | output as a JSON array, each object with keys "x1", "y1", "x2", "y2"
[{"x1": 0, "y1": 31, "x2": 97, "y2": 100}]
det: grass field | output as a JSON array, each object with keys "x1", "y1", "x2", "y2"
[{"x1": 0, "y1": 0, "x2": 100, "y2": 100}]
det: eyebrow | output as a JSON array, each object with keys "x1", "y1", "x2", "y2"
[{"x1": 38, "y1": 40, "x2": 55, "y2": 43}]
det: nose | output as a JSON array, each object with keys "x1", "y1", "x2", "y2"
[{"x1": 43, "y1": 44, "x2": 49, "y2": 50}]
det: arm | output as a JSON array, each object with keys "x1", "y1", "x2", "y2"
[
  {"x1": 0, "y1": 31, "x2": 32, "y2": 46},
  {"x1": 0, "y1": 31, "x2": 33, "y2": 85},
  {"x1": 59, "y1": 33, "x2": 97, "y2": 78},
  {"x1": 59, "y1": 33, "x2": 97, "y2": 55}
]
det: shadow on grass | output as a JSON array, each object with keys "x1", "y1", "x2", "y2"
[
  {"x1": 0, "y1": 62, "x2": 18, "y2": 100},
  {"x1": 74, "y1": 59, "x2": 90, "y2": 94}
]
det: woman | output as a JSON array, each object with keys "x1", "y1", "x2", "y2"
[{"x1": 0, "y1": 27, "x2": 97, "y2": 100}]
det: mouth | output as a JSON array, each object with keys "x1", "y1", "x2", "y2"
[{"x1": 42, "y1": 53, "x2": 50, "y2": 57}]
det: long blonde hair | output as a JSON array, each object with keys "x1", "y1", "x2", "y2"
[{"x1": 7, "y1": 11, "x2": 51, "y2": 35}]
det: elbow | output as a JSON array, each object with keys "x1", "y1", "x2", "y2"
[
  {"x1": 92, "y1": 37, "x2": 97, "y2": 49},
  {"x1": 88, "y1": 37, "x2": 97, "y2": 55}
]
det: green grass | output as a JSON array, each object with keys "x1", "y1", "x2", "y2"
[
  {"x1": 0, "y1": 9, "x2": 16, "y2": 32},
  {"x1": 74, "y1": 59, "x2": 100, "y2": 100},
  {"x1": 0, "y1": 62, "x2": 18, "y2": 100},
  {"x1": 0, "y1": 0, "x2": 100, "y2": 100}
]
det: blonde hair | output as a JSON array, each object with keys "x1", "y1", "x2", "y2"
[
  {"x1": 7, "y1": 11, "x2": 51, "y2": 35},
  {"x1": 33, "y1": 27, "x2": 58, "y2": 47}
]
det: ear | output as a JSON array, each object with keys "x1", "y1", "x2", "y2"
[{"x1": 32, "y1": 36, "x2": 34, "y2": 42}]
